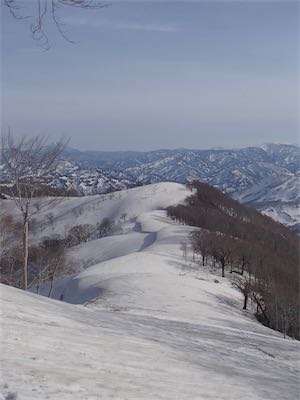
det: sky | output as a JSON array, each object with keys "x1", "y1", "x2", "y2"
[{"x1": 1, "y1": 0, "x2": 299, "y2": 151}]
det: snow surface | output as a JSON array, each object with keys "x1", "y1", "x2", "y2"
[
  {"x1": 234, "y1": 175, "x2": 300, "y2": 232},
  {"x1": 1, "y1": 183, "x2": 299, "y2": 399}
]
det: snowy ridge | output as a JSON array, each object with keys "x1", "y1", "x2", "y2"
[{"x1": 1, "y1": 183, "x2": 299, "y2": 399}]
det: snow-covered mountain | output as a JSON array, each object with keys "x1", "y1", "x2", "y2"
[
  {"x1": 56, "y1": 143, "x2": 300, "y2": 232},
  {"x1": 1, "y1": 183, "x2": 299, "y2": 399},
  {"x1": 48, "y1": 160, "x2": 127, "y2": 195},
  {"x1": 1, "y1": 143, "x2": 299, "y2": 231}
]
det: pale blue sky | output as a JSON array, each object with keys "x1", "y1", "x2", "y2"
[{"x1": 1, "y1": 1, "x2": 299, "y2": 150}]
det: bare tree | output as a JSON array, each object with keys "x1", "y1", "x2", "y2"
[
  {"x1": 0, "y1": 245, "x2": 23, "y2": 286},
  {"x1": 210, "y1": 234, "x2": 233, "y2": 278},
  {"x1": 0, "y1": 212, "x2": 23, "y2": 286},
  {"x1": 3, "y1": 0, "x2": 108, "y2": 49},
  {"x1": 96, "y1": 217, "x2": 114, "y2": 238},
  {"x1": 121, "y1": 213, "x2": 127, "y2": 222},
  {"x1": 190, "y1": 230, "x2": 211, "y2": 266},
  {"x1": 180, "y1": 241, "x2": 188, "y2": 262},
  {"x1": 1, "y1": 132, "x2": 68, "y2": 289},
  {"x1": 28, "y1": 238, "x2": 69, "y2": 297},
  {"x1": 66, "y1": 223, "x2": 94, "y2": 246},
  {"x1": 233, "y1": 275, "x2": 253, "y2": 310}
]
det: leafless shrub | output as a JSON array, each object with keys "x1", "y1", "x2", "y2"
[
  {"x1": 96, "y1": 218, "x2": 114, "y2": 238},
  {"x1": 66, "y1": 223, "x2": 94, "y2": 246}
]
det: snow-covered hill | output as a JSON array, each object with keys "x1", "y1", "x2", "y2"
[{"x1": 1, "y1": 183, "x2": 299, "y2": 399}]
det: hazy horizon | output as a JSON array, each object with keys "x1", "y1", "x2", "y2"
[
  {"x1": 2, "y1": 1, "x2": 299, "y2": 151},
  {"x1": 64, "y1": 141, "x2": 299, "y2": 154}
]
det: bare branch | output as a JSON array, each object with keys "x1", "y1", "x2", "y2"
[
  {"x1": 4, "y1": 0, "x2": 109, "y2": 49},
  {"x1": 1, "y1": 131, "x2": 68, "y2": 289}
]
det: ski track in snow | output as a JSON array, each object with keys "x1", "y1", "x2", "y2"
[{"x1": 0, "y1": 183, "x2": 299, "y2": 400}]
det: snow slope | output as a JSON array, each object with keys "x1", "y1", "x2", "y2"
[
  {"x1": 1, "y1": 183, "x2": 299, "y2": 399},
  {"x1": 35, "y1": 182, "x2": 191, "y2": 237},
  {"x1": 1, "y1": 283, "x2": 300, "y2": 400},
  {"x1": 236, "y1": 174, "x2": 300, "y2": 232}
]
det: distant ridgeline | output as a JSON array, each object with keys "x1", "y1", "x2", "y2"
[
  {"x1": 0, "y1": 183, "x2": 79, "y2": 198},
  {"x1": 167, "y1": 181, "x2": 300, "y2": 339}
]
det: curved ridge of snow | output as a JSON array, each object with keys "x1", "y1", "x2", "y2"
[
  {"x1": 1, "y1": 182, "x2": 299, "y2": 400},
  {"x1": 42, "y1": 182, "x2": 190, "y2": 234}
]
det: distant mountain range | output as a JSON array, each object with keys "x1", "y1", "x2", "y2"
[{"x1": 1, "y1": 143, "x2": 299, "y2": 233}]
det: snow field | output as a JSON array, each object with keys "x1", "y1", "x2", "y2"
[{"x1": 1, "y1": 183, "x2": 299, "y2": 399}]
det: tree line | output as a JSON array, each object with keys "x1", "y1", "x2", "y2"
[{"x1": 167, "y1": 181, "x2": 299, "y2": 339}]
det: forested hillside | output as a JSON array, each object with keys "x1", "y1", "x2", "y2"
[{"x1": 167, "y1": 181, "x2": 299, "y2": 339}]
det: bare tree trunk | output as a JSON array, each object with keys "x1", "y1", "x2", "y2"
[
  {"x1": 283, "y1": 317, "x2": 287, "y2": 339},
  {"x1": 221, "y1": 261, "x2": 225, "y2": 277},
  {"x1": 243, "y1": 293, "x2": 248, "y2": 310},
  {"x1": 37, "y1": 270, "x2": 42, "y2": 294},
  {"x1": 23, "y1": 218, "x2": 29, "y2": 290},
  {"x1": 9, "y1": 261, "x2": 15, "y2": 286},
  {"x1": 275, "y1": 301, "x2": 279, "y2": 331},
  {"x1": 48, "y1": 254, "x2": 63, "y2": 298},
  {"x1": 253, "y1": 293, "x2": 270, "y2": 326},
  {"x1": 48, "y1": 270, "x2": 56, "y2": 298},
  {"x1": 241, "y1": 258, "x2": 245, "y2": 275}
]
